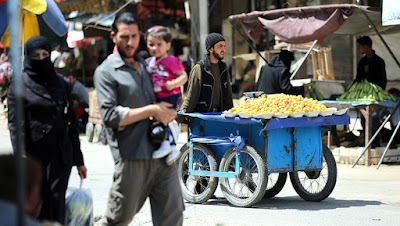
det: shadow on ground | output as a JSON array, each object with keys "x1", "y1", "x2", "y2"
[{"x1": 195, "y1": 196, "x2": 382, "y2": 210}]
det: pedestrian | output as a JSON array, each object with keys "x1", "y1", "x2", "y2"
[
  {"x1": 145, "y1": 25, "x2": 188, "y2": 165},
  {"x1": 71, "y1": 93, "x2": 88, "y2": 133},
  {"x1": 0, "y1": 154, "x2": 43, "y2": 226},
  {"x1": 94, "y1": 12, "x2": 184, "y2": 226},
  {"x1": 7, "y1": 36, "x2": 87, "y2": 224},
  {"x1": 352, "y1": 36, "x2": 387, "y2": 144},
  {"x1": 0, "y1": 53, "x2": 12, "y2": 110},
  {"x1": 353, "y1": 36, "x2": 387, "y2": 90},
  {"x1": 181, "y1": 32, "x2": 233, "y2": 113},
  {"x1": 256, "y1": 50, "x2": 307, "y2": 95},
  {"x1": 66, "y1": 73, "x2": 89, "y2": 108}
]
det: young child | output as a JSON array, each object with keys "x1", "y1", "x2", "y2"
[{"x1": 146, "y1": 26, "x2": 188, "y2": 165}]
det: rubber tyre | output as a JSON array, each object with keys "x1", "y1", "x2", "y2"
[
  {"x1": 85, "y1": 122, "x2": 94, "y2": 142},
  {"x1": 264, "y1": 172, "x2": 287, "y2": 198},
  {"x1": 289, "y1": 144, "x2": 337, "y2": 201},
  {"x1": 219, "y1": 144, "x2": 268, "y2": 207},
  {"x1": 178, "y1": 143, "x2": 219, "y2": 204}
]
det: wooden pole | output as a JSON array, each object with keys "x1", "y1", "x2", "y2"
[{"x1": 311, "y1": 51, "x2": 318, "y2": 80}]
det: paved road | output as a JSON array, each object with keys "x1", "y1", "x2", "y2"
[
  {"x1": 1, "y1": 116, "x2": 399, "y2": 225},
  {"x1": 71, "y1": 132, "x2": 400, "y2": 226}
]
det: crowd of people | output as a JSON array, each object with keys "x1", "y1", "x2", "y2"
[{"x1": 1, "y1": 10, "x2": 399, "y2": 226}]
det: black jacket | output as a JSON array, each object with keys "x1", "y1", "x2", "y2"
[
  {"x1": 354, "y1": 52, "x2": 387, "y2": 89},
  {"x1": 8, "y1": 73, "x2": 84, "y2": 166},
  {"x1": 256, "y1": 55, "x2": 304, "y2": 95},
  {"x1": 181, "y1": 56, "x2": 233, "y2": 113}
]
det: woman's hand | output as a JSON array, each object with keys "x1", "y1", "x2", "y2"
[{"x1": 77, "y1": 165, "x2": 87, "y2": 179}]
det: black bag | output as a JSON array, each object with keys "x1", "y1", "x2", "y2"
[{"x1": 149, "y1": 122, "x2": 167, "y2": 149}]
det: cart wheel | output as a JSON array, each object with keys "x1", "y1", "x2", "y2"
[
  {"x1": 219, "y1": 144, "x2": 267, "y2": 207},
  {"x1": 178, "y1": 143, "x2": 219, "y2": 204},
  {"x1": 264, "y1": 173, "x2": 287, "y2": 198},
  {"x1": 86, "y1": 123, "x2": 94, "y2": 142},
  {"x1": 289, "y1": 144, "x2": 337, "y2": 201}
]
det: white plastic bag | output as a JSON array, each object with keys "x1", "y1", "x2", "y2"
[{"x1": 65, "y1": 180, "x2": 93, "y2": 226}]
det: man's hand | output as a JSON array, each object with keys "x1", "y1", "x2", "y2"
[
  {"x1": 153, "y1": 102, "x2": 176, "y2": 126},
  {"x1": 303, "y1": 85, "x2": 309, "y2": 93},
  {"x1": 77, "y1": 165, "x2": 87, "y2": 179}
]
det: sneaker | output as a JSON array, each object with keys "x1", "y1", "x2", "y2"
[
  {"x1": 166, "y1": 145, "x2": 181, "y2": 165},
  {"x1": 152, "y1": 140, "x2": 172, "y2": 159}
]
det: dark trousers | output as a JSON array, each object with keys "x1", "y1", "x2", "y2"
[
  {"x1": 101, "y1": 159, "x2": 184, "y2": 226},
  {"x1": 38, "y1": 158, "x2": 72, "y2": 224}
]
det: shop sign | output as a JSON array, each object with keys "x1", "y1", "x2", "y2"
[{"x1": 383, "y1": 0, "x2": 400, "y2": 26}]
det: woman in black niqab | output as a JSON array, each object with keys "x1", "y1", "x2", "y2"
[
  {"x1": 24, "y1": 36, "x2": 57, "y2": 84},
  {"x1": 7, "y1": 36, "x2": 87, "y2": 224}
]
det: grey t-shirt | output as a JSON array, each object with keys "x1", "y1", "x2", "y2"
[{"x1": 94, "y1": 52, "x2": 156, "y2": 163}]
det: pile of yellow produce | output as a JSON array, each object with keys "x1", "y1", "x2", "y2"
[{"x1": 227, "y1": 94, "x2": 327, "y2": 115}]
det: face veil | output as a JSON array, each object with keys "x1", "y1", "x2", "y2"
[{"x1": 23, "y1": 36, "x2": 56, "y2": 83}]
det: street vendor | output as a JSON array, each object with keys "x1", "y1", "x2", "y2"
[
  {"x1": 181, "y1": 33, "x2": 233, "y2": 113},
  {"x1": 353, "y1": 36, "x2": 387, "y2": 90},
  {"x1": 256, "y1": 50, "x2": 307, "y2": 95}
]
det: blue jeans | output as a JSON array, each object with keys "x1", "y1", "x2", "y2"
[
  {"x1": 152, "y1": 93, "x2": 182, "y2": 146},
  {"x1": 157, "y1": 93, "x2": 182, "y2": 110}
]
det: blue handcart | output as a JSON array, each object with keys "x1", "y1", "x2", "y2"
[{"x1": 177, "y1": 113, "x2": 350, "y2": 207}]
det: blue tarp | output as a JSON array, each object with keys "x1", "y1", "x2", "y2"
[
  {"x1": 320, "y1": 100, "x2": 397, "y2": 107},
  {"x1": 180, "y1": 113, "x2": 350, "y2": 130}
]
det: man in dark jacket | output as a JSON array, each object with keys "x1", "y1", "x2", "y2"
[
  {"x1": 182, "y1": 33, "x2": 233, "y2": 113},
  {"x1": 353, "y1": 36, "x2": 387, "y2": 89},
  {"x1": 256, "y1": 50, "x2": 306, "y2": 95}
]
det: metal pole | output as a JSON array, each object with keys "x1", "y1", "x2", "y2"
[
  {"x1": 352, "y1": 102, "x2": 400, "y2": 167},
  {"x1": 229, "y1": 16, "x2": 268, "y2": 63},
  {"x1": 198, "y1": 0, "x2": 208, "y2": 57},
  {"x1": 290, "y1": 39, "x2": 318, "y2": 80},
  {"x1": 7, "y1": 1, "x2": 26, "y2": 226},
  {"x1": 377, "y1": 120, "x2": 400, "y2": 169}
]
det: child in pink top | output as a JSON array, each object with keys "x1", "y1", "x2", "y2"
[{"x1": 146, "y1": 26, "x2": 188, "y2": 165}]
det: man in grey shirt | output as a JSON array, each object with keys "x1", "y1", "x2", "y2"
[{"x1": 94, "y1": 12, "x2": 184, "y2": 226}]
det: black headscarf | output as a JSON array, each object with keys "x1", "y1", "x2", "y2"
[
  {"x1": 268, "y1": 50, "x2": 294, "y2": 69},
  {"x1": 23, "y1": 36, "x2": 56, "y2": 84}
]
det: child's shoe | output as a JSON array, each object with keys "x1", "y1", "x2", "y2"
[
  {"x1": 152, "y1": 140, "x2": 172, "y2": 159},
  {"x1": 166, "y1": 145, "x2": 181, "y2": 165}
]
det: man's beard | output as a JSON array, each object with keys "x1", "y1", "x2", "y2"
[
  {"x1": 118, "y1": 46, "x2": 135, "y2": 58},
  {"x1": 213, "y1": 51, "x2": 224, "y2": 60}
]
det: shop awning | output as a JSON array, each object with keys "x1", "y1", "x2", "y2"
[
  {"x1": 230, "y1": 4, "x2": 400, "y2": 44},
  {"x1": 57, "y1": 0, "x2": 112, "y2": 13}
]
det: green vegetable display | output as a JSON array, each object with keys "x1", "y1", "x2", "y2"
[
  {"x1": 305, "y1": 87, "x2": 324, "y2": 100},
  {"x1": 337, "y1": 80, "x2": 396, "y2": 101},
  {"x1": 304, "y1": 82, "x2": 324, "y2": 100}
]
